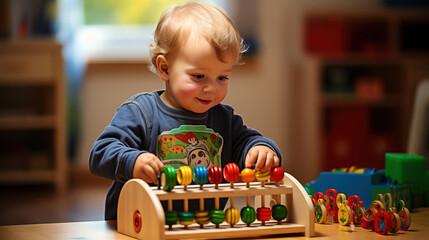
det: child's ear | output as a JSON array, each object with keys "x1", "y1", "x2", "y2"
[{"x1": 156, "y1": 55, "x2": 169, "y2": 81}]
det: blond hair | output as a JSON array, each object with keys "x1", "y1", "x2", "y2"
[{"x1": 150, "y1": 1, "x2": 245, "y2": 73}]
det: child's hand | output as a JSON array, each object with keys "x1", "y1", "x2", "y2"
[
  {"x1": 245, "y1": 146, "x2": 280, "y2": 172},
  {"x1": 133, "y1": 152, "x2": 165, "y2": 184}
]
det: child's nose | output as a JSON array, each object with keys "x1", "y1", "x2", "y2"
[{"x1": 203, "y1": 82, "x2": 216, "y2": 93}]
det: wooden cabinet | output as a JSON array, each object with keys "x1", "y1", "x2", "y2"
[
  {"x1": 0, "y1": 41, "x2": 67, "y2": 191},
  {"x1": 299, "y1": 9, "x2": 429, "y2": 171}
]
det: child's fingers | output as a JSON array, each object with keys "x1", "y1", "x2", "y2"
[
  {"x1": 245, "y1": 150, "x2": 258, "y2": 168},
  {"x1": 254, "y1": 150, "x2": 268, "y2": 172}
]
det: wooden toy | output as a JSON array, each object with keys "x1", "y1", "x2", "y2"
[
  {"x1": 336, "y1": 193, "x2": 352, "y2": 226},
  {"x1": 270, "y1": 167, "x2": 288, "y2": 224},
  {"x1": 193, "y1": 166, "x2": 210, "y2": 228},
  {"x1": 348, "y1": 195, "x2": 364, "y2": 225},
  {"x1": 176, "y1": 166, "x2": 194, "y2": 229},
  {"x1": 117, "y1": 165, "x2": 315, "y2": 239},
  {"x1": 374, "y1": 208, "x2": 391, "y2": 235},
  {"x1": 388, "y1": 207, "x2": 401, "y2": 233},
  {"x1": 240, "y1": 168, "x2": 257, "y2": 226},
  {"x1": 255, "y1": 170, "x2": 271, "y2": 226},
  {"x1": 397, "y1": 200, "x2": 411, "y2": 230},
  {"x1": 361, "y1": 207, "x2": 376, "y2": 230},
  {"x1": 208, "y1": 166, "x2": 224, "y2": 228},
  {"x1": 224, "y1": 163, "x2": 240, "y2": 227},
  {"x1": 326, "y1": 189, "x2": 339, "y2": 223},
  {"x1": 315, "y1": 198, "x2": 327, "y2": 224}
]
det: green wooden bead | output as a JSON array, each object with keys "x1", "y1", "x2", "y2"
[
  {"x1": 165, "y1": 211, "x2": 178, "y2": 225},
  {"x1": 209, "y1": 210, "x2": 225, "y2": 225},
  {"x1": 240, "y1": 206, "x2": 256, "y2": 225},
  {"x1": 272, "y1": 204, "x2": 288, "y2": 221}
]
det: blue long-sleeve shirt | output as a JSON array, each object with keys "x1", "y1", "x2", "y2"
[{"x1": 89, "y1": 90, "x2": 281, "y2": 220}]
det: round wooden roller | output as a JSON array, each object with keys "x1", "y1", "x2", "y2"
[
  {"x1": 209, "y1": 209, "x2": 225, "y2": 227},
  {"x1": 160, "y1": 165, "x2": 176, "y2": 192},
  {"x1": 361, "y1": 208, "x2": 376, "y2": 230},
  {"x1": 178, "y1": 212, "x2": 194, "y2": 227},
  {"x1": 255, "y1": 170, "x2": 270, "y2": 182},
  {"x1": 194, "y1": 210, "x2": 210, "y2": 227},
  {"x1": 270, "y1": 167, "x2": 284, "y2": 182},
  {"x1": 241, "y1": 168, "x2": 255, "y2": 186},
  {"x1": 225, "y1": 207, "x2": 240, "y2": 226},
  {"x1": 193, "y1": 166, "x2": 208, "y2": 187},
  {"x1": 240, "y1": 206, "x2": 256, "y2": 226},
  {"x1": 177, "y1": 165, "x2": 192, "y2": 190},
  {"x1": 165, "y1": 211, "x2": 178, "y2": 227},
  {"x1": 336, "y1": 193, "x2": 352, "y2": 226},
  {"x1": 208, "y1": 166, "x2": 222, "y2": 188},
  {"x1": 272, "y1": 204, "x2": 288, "y2": 224},
  {"x1": 397, "y1": 200, "x2": 411, "y2": 230},
  {"x1": 257, "y1": 207, "x2": 271, "y2": 225},
  {"x1": 223, "y1": 163, "x2": 239, "y2": 187}
]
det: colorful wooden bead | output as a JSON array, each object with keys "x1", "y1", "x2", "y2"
[
  {"x1": 208, "y1": 166, "x2": 223, "y2": 188},
  {"x1": 397, "y1": 200, "x2": 411, "y2": 230},
  {"x1": 223, "y1": 163, "x2": 240, "y2": 184},
  {"x1": 160, "y1": 165, "x2": 176, "y2": 192},
  {"x1": 225, "y1": 207, "x2": 240, "y2": 226},
  {"x1": 257, "y1": 207, "x2": 272, "y2": 225},
  {"x1": 241, "y1": 168, "x2": 255, "y2": 185},
  {"x1": 326, "y1": 189, "x2": 338, "y2": 223},
  {"x1": 193, "y1": 166, "x2": 208, "y2": 186},
  {"x1": 255, "y1": 170, "x2": 270, "y2": 182},
  {"x1": 389, "y1": 208, "x2": 401, "y2": 233},
  {"x1": 240, "y1": 206, "x2": 257, "y2": 226},
  {"x1": 336, "y1": 193, "x2": 352, "y2": 226},
  {"x1": 178, "y1": 211, "x2": 194, "y2": 227},
  {"x1": 270, "y1": 167, "x2": 284, "y2": 182},
  {"x1": 374, "y1": 209, "x2": 391, "y2": 235},
  {"x1": 165, "y1": 211, "x2": 178, "y2": 226},
  {"x1": 272, "y1": 204, "x2": 288, "y2": 223},
  {"x1": 209, "y1": 209, "x2": 225, "y2": 226},
  {"x1": 194, "y1": 210, "x2": 210, "y2": 227},
  {"x1": 177, "y1": 166, "x2": 192, "y2": 189},
  {"x1": 361, "y1": 208, "x2": 376, "y2": 230},
  {"x1": 315, "y1": 198, "x2": 327, "y2": 224},
  {"x1": 133, "y1": 211, "x2": 142, "y2": 233}
]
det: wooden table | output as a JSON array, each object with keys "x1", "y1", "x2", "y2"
[{"x1": 0, "y1": 208, "x2": 428, "y2": 240}]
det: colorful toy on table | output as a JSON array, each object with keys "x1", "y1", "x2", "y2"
[
  {"x1": 348, "y1": 195, "x2": 364, "y2": 225},
  {"x1": 160, "y1": 165, "x2": 178, "y2": 229},
  {"x1": 255, "y1": 170, "x2": 271, "y2": 226},
  {"x1": 193, "y1": 166, "x2": 210, "y2": 228},
  {"x1": 240, "y1": 168, "x2": 257, "y2": 226},
  {"x1": 374, "y1": 208, "x2": 391, "y2": 235},
  {"x1": 270, "y1": 167, "x2": 288, "y2": 224},
  {"x1": 315, "y1": 198, "x2": 327, "y2": 224},
  {"x1": 396, "y1": 200, "x2": 411, "y2": 231},
  {"x1": 388, "y1": 207, "x2": 401, "y2": 233},
  {"x1": 207, "y1": 165, "x2": 225, "y2": 228},
  {"x1": 376, "y1": 193, "x2": 400, "y2": 233},
  {"x1": 223, "y1": 163, "x2": 240, "y2": 227},
  {"x1": 176, "y1": 166, "x2": 194, "y2": 229},
  {"x1": 326, "y1": 189, "x2": 339, "y2": 223},
  {"x1": 336, "y1": 193, "x2": 352, "y2": 226}
]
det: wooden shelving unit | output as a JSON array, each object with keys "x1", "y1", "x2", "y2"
[
  {"x1": 300, "y1": 8, "x2": 429, "y2": 171},
  {"x1": 0, "y1": 40, "x2": 67, "y2": 191}
]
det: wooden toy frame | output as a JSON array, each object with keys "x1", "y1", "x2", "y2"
[{"x1": 117, "y1": 172, "x2": 315, "y2": 239}]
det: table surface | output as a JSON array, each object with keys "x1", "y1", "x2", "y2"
[{"x1": 0, "y1": 208, "x2": 427, "y2": 240}]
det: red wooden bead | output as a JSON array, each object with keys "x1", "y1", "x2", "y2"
[
  {"x1": 257, "y1": 207, "x2": 272, "y2": 222},
  {"x1": 208, "y1": 166, "x2": 223, "y2": 185},
  {"x1": 223, "y1": 163, "x2": 239, "y2": 183},
  {"x1": 270, "y1": 167, "x2": 284, "y2": 181}
]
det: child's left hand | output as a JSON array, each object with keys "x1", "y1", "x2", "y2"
[{"x1": 245, "y1": 145, "x2": 280, "y2": 172}]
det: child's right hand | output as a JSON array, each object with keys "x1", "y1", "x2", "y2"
[{"x1": 132, "y1": 152, "x2": 164, "y2": 184}]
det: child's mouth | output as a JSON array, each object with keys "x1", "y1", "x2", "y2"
[{"x1": 198, "y1": 98, "x2": 212, "y2": 105}]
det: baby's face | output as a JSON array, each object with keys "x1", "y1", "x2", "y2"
[{"x1": 162, "y1": 35, "x2": 234, "y2": 113}]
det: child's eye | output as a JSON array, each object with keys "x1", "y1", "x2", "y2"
[
  {"x1": 218, "y1": 76, "x2": 229, "y2": 81},
  {"x1": 192, "y1": 74, "x2": 205, "y2": 80}
]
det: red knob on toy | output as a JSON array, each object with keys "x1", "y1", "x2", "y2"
[
  {"x1": 257, "y1": 207, "x2": 272, "y2": 225},
  {"x1": 270, "y1": 167, "x2": 284, "y2": 182},
  {"x1": 314, "y1": 192, "x2": 325, "y2": 201},
  {"x1": 208, "y1": 166, "x2": 223, "y2": 186},
  {"x1": 223, "y1": 163, "x2": 239, "y2": 183}
]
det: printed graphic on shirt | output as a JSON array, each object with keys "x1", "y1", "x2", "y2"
[{"x1": 156, "y1": 125, "x2": 223, "y2": 170}]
